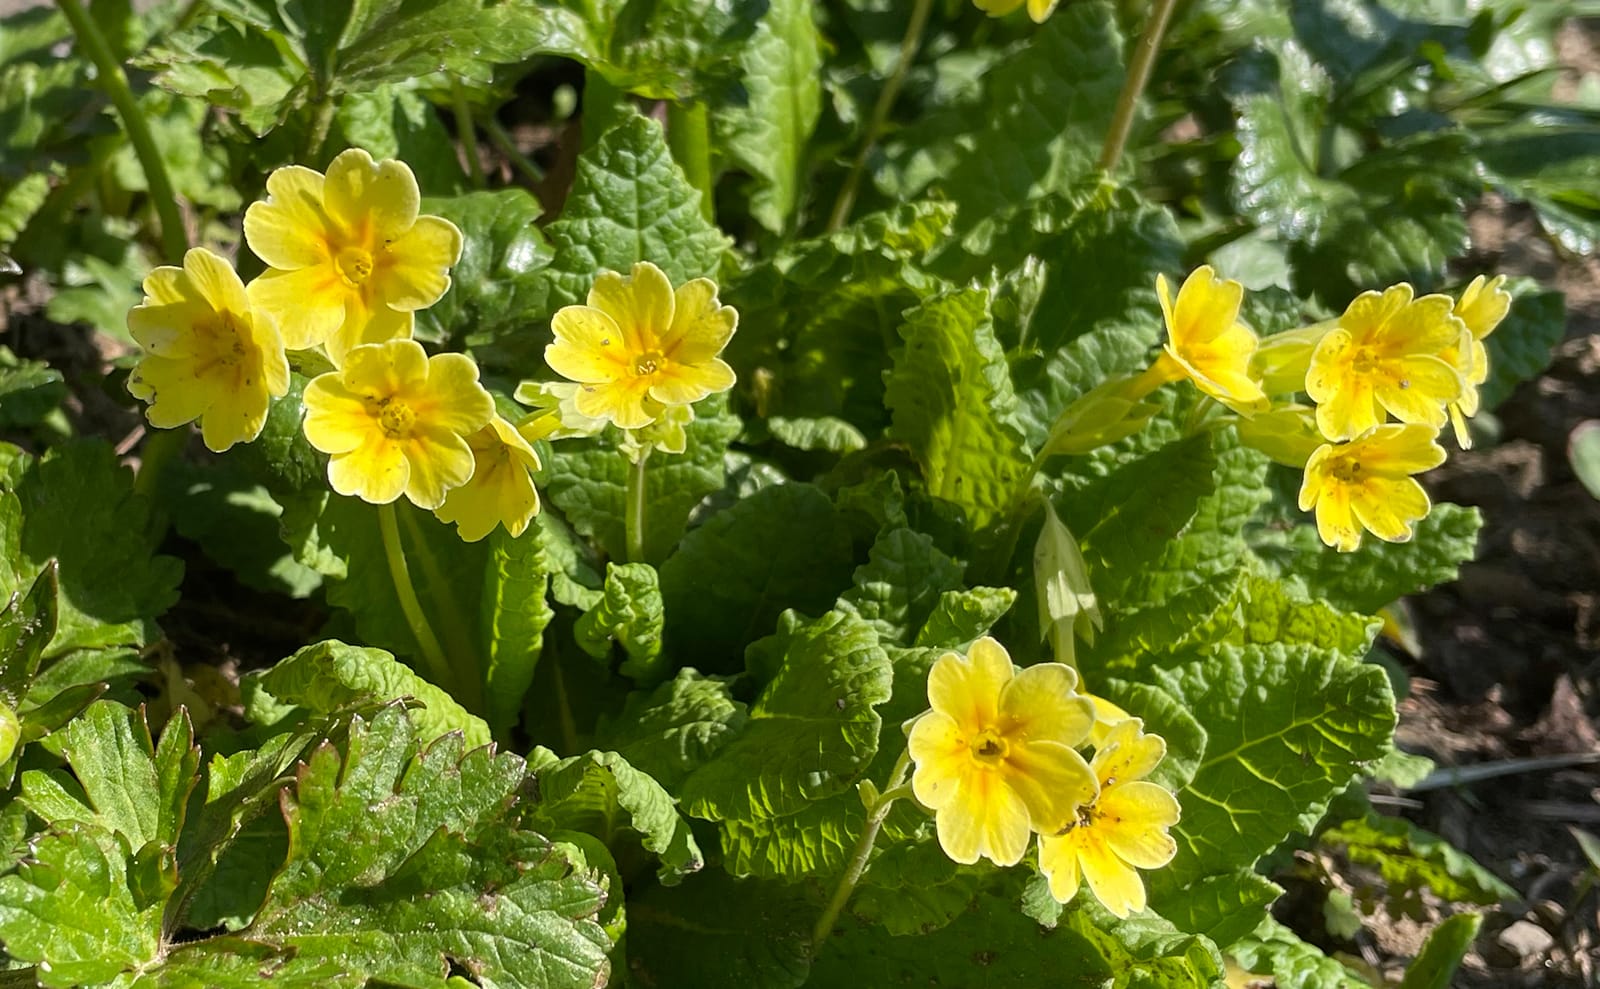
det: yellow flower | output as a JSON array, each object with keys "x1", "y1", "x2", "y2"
[
  {"x1": 244, "y1": 148, "x2": 463, "y2": 363},
  {"x1": 1444, "y1": 275, "x2": 1511, "y2": 449},
  {"x1": 1150, "y1": 266, "x2": 1269, "y2": 415},
  {"x1": 973, "y1": 0, "x2": 1059, "y2": 21},
  {"x1": 434, "y1": 416, "x2": 541, "y2": 542},
  {"x1": 1037, "y1": 719, "x2": 1180, "y2": 918},
  {"x1": 545, "y1": 261, "x2": 736, "y2": 430},
  {"x1": 1085, "y1": 693, "x2": 1132, "y2": 749},
  {"x1": 127, "y1": 247, "x2": 289, "y2": 453},
  {"x1": 909, "y1": 638, "x2": 1098, "y2": 867},
  {"x1": 302, "y1": 339, "x2": 494, "y2": 509},
  {"x1": 1305, "y1": 284, "x2": 1466, "y2": 442},
  {"x1": 1297, "y1": 423, "x2": 1446, "y2": 553}
]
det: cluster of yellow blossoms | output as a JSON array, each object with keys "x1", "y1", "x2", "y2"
[
  {"x1": 1120, "y1": 266, "x2": 1510, "y2": 552},
  {"x1": 909, "y1": 637, "x2": 1180, "y2": 918},
  {"x1": 126, "y1": 150, "x2": 737, "y2": 542}
]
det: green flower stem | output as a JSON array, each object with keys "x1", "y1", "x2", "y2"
[
  {"x1": 58, "y1": 0, "x2": 187, "y2": 261},
  {"x1": 452, "y1": 79, "x2": 486, "y2": 189},
  {"x1": 378, "y1": 501, "x2": 459, "y2": 699},
  {"x1": 484, "y1": 117, "x2": 545, "y2": 185},
  {"x1": 1097, "y1": 0, "x2": 1180, "y2": 173},
  {"x1": 666, "y1": 101, "x2": 714, "y2": 221},
  {"x1": 133, "y1": 428, "x2": 187, "y2": 500},
  {"x1": 304, "y1": 96, "x2": 337, "y2": 165},
  {"x1": 396, "y1": 503, "x2": 484, "y2": 714},
  {"x1": 625, "y1": 447, "x2": 652, "y2": 564},
  {"x1": 811, "y1": 748, "x2": 913, "y2": 952},
  {"x1": 826, "y1": 0, "x2": 934, "y2": 232}
]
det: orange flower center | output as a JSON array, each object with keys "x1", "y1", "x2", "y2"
[
  {"x1": 336, "y1": 246, "x2": 375, "y2": 287},
  {"x1": 376, "y1": 398, "x2": 416, "y2": 439},
  {"x1": 1327, "y1": 456, "x2": 1365, "y2": 484},
  {"x1": 969, "y1": 728, "x2": 1009, "y2": 765},
  {"x1": 631, "y1": 350, "x2": 665, "y2": 377},
  {"x1": 1349, "y1": 347, "x2": 1379, "y2": 375}
]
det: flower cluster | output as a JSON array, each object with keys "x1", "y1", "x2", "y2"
[
  {"x1": 1108, "y1": 266, "x2": 1510, "y2": 553},
  {"x1": 909, "y1": 637, "x2": 1180, "y2": 918}
]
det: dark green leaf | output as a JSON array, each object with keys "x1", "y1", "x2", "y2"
[
  {"x1": 574, "y1": 562, "x2": 666, "y2": 683},
  {"x1": 591, "y1": 669, "x2": 748, "y2": 790}
]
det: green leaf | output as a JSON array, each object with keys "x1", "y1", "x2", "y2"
[
  {"x1": 851, "y1": 840, "x2": 990, "y2": 936},
  {"x1": 1255, "y1": 503, "x2": 1483, "y2": 614},
  {"x1": 0, "y1": 440, "x2": 183, "y2": 656},
  {"x1": 419, "y1": 188, "x2": 553, "y2": 349},
  {"x1": 528, "y1": 747, "x2": 702, "y2": 884},
  {"x1": 1479, "y1": 280, "x2": 1565, "y2": 411},
  {"x1": 477, "y1": 526, "x2": 556, "y2": 736},
  {"x1": 164, "y1": 460, "x2": 322, "y2": 599},
  {"x1": 914, "y1": 586, "x2": 1018, "y2": 648},
  {"x1": 837, "y1": 527, "x2": 964, "y2": 646},
  {"x1": 591, "y1": 669, "x2": 748, "y2": 790},
  {"x1": 680, "y1": 610, "x2": 891, "y2": 822},
  {"x1": 1151, "y1": 645, "x2": 1396, "y2": 889},
  {"x1": 1400, "y1": 913, "x2": 1481, "y2": 989},
  {"x1": 714, "y1": 0, "x2": 822, "y2": 233},
  {"x1": 889, "y1": 3, "x2": 1126, "y2": 231},
  {"x1": 1220, "y1": 572, "x2": 1380, "y2": 658},
  {"x1": 626, "y1": 871, "x2": 812, "y2": 989},
  {"x1": 1229, "y1": 917, "x2": 1373, "y2": 989},
  {"x1": 243, "y1": 640, "x2": 490, "y2": 749},
  {"x1": 575, "y1": 562, "x2": 666, "y2": 683},
  {"x1": 659, "y1": 483, "x2": 855, "y2": 669},
  {"x1": 337, "y1": 84, "x2": 464, "y2": 196},
  {"x1": 1094, "y1": 679, "x2": 1207, "y2": 793},
  {"x1": 0, "y1": 560, "x2": 58, "y2": 708},
  {"x1": 152, "y1": 707, "x2": 613, "y2": 988},
  {"x1": 543, "y1": 392, "x2": 741, "y2": 562},
  {"x1": 1321, "y1": 806, "x2": 1514, "y2": 908},
  {"x1": 719, "y1": 795, "x2": 864, "y2": 881},
  {"x1": 764, "y1": 415, "x2": 868, "y2": 454},
  {"x1": 885, "y1": 287, "x2": 1033, "y2": 531},
  {"x1": 1155, "y1": 869, "x2": 1282, "y2": 949},
  {"x1": 538, "y1": 112, "x2": 729, "y2": 313},
  {"x1": 0, "y1": 346, "x2": 65, "y2": 427}
]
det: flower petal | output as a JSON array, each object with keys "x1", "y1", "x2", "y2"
[
  {"x1": 128, "y1": 300, "x2": 207, "y2": 357},
  {"x1": 999, "y1": 739, "x2": 1097, "y2": 835},
  {"x1": 1372, "y1": 354, "x2": 1459, "y2": 428},
  {"x1": 646, "y1": 358, "x2": 736, "y2": 406},
  {"x1": 379, "y1": 214, "x2": 462, "y2": 310},
  {"x1": 1352, "y1": 476, "x2": 1430, "y2": 543},
  {"x1": 1170, "y1": 265, "x2": 1243, "y2": 348},
  {"x1": 547, "y1": 305, "x2": 628, "y2": 383},
  {"x1": 199, "y1": 382, "x2": 269, "y2": 453},
  {"x1": 1091, "y1": 720, "x2": 1167, "y2": 786},
  {"x1": 245, "y1": 165, "x2": 333, "y2": 270},
  {"x1": 1359, "y1": 423, "x2": 1446, "y2": 476},
  {"x1": 909, "y1": 711, "x2": 968, "y2": 812},
  {"x1": 323, "y1": 148, "x2": 420, "y2": 242},
  {"x1": 573, "y1": 379, "x2": 656, "y2": 430},
  {"x1": 1038, "y1": 832, "x2": 1083, "y2": 905},
  {"x1": 1097, "y1": 781, "x2": 1180, "y2": 869},
  {"x1": 326, "y1": 298, "x2": 414, "y2": 365},
  {"x1": 341, "y1": 338, "x2": 429, "y2": 397},
  {"x1": 1077, "y1": 826, "x2": 1148, "y2": 918},
  {"x1": 998, "y1": 662, "x2": 1092, "y2": 746},
  {"x1": 302, "y1": 375, "x2": 373, "y2": 455},
  {"x1": 402, "y1": 432, "x2": 475, "y2": 510},
  {"x1": 1314, "y1": 480, "x2": 1362, "y2": 552},
  {"x1": 417, "y1": 352, "x2": 494, "y2": 435},
  {"x1": 588, "y1": 262, "x2": 675, "y2": 352},
  {"x1": 926, "y1": 637, "x2": 1013, "y2": 730},
  {"x1": 131, "y1": 356, "x2": 214, "y2": 429},
  {"x1": 329, "y1": 436, "x2": 409, "y2": 504},
  {"x1": 183, "y1": 247, "x2": 249, "y2": 316},
  {"x1": 247, "y1": 265, "x2": 348, "y2": 350},
  {"x1": 662, "y1": 277, "x2": 736, "y2": 364},
  {"x1": 935, "y1": 769, "x2": 1031, "y2": 867}
]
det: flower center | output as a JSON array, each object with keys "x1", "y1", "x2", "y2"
[
  {"x1": 1350, "y1": 348, "x2": 1379, "y2": 375},
  {"x1": 631, "y1": 350, "x2": 665, "y2": 377},
  {"x1": 969, "y1": 728, "x2": 1009, "y2": 765},
  {"x1": 376, "y1": 399, "x2": 416, "y2": 439},
  {"x1": 336, "y1": 246, "x2": 375, "y2": 287},
  {"x1": 1328, "y1": 457, "x2": 1364, "y2": 484}
]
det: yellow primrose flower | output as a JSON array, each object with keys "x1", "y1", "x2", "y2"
[
  {"x1": 127, "y1": 247, "x2": 289, "y2": 453},
  {"x1": 1147, "y1": 266, "x2": 1270, "y2": 415},
  {"x1": 1305, "y1": 284, "x2": 1467, "y2": 442},
  {"x1": 1297, "y1": 423, "x2": 1446, "y2": 553},
  {"x1": 244, "y1": 148, "x2": 463, "y2": 362},
  {"x1": 1085, "y1": 693, "x2": 1132, "y2": 749},
  {"x1": 544, "y1": 261, "x2": 736, "y2": 430},
  {"x1": 909, "y1": 637, "x2": 1098, "y2": 867},
  {"x1": 1444, "y1": 275, "x2": 1511, "y2": 448},
  {"x1": 973, "y1": 0, "x2": 1059, "y2": 21},
  {"x1": 302, "y1": 339, "x2": 494, "y2": 509},
  {"x1": 1038, "y1": 719, "x2": 1180, "y2": 918},
  {"x1": 434, "y1": 416, "x2": 541, "y2": 542}
]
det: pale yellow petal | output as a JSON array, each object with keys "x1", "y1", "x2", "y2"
[
  {"x1": 329, "y1": 437, "x2": 408, "y2": 504},
  {"x1": 1352, "y1": 476, "x2": 1430, "y2": 544},
  {"x1": 326, "y1": 299, "x2": 414, "y2": 364},
  {"x1": 199, "y1": 384, "x2": 269, "y2": 453},
  {"x1": 247, "y1": 265, "x2": 348, "y2": 350},
  {"x1": 1456, "y1": 274, "x2": 1510, "y2": 340},
  {"x1": 323, "y1": 149, "x2": 420, "y2": 242},
  {"x1": 1298, "y1": 444, "x2": 1333, "y2": 513},
  {"x1": 926, "y1": 638, "x2": 1012, "y2": 730},
  {"x1": 1026, "y1": 0, "x2": 1060, "y2": 20},
  {"x1": 547, "y1": 305, "x2": 628, "y2": 383},
  {"x1": 1098, "y1": 781, "x2": 1180, "y2": 869},
  {"x1": 1077, "y1": 827, "x2": 1148, "y2": 918},
  {"x1": 1374, "y1": 293, "x2": 1460, "y2": 355},
  {"x1": 909, "y1": 711, "x2": 968, "y2": 812},
  {"x1": 1170, "y1": 266, "x2": 1243, "y2": 349},
  {"x1": 1372, "y1": 354, "x2": 1459, "y2": 428},
  {"x1": 646, "y1": 358, "x2": 736, "y2": 406},
  {"x1": 999, "y1": 740, "x2": 1097, "y2": 835},
  {"x1": 998, "y1": 662, "x2": 1092, "y2": 746},
  {"x1": 245, "y1": 165, "x2": 333, "y2": 270},
  {"x1": 573, "y1": 379, "x2": 656, "y2": 430},
  {"x1": 1038, "y1": 832, "x2": 1083, "y2": 905},
  {"x1": 131, "y1": 356, "x2": 214, "y2": 428},
  {"x1": 379, "y1": 215, "x2": 462, "y2": 310},
  {"x1": 1339, "y1": 285, "x2": 1412, "y2": 345},
  {"x1": 140, "y1": 265, "x2": 191, "y2": 306},
  {"x1": 588, "y1": 262, "x2": 675, "y2": 352},
  {"x1": 401, "y1": 432, "x2": 475, "y2": 510},
  {"x1": 1358, "y1": 423, "x2": 1446, "y2": 476},
  {"x1": 302, "y1": 375, "x2": 373, "y2": 455},
  {"x1": 414, "y1": 352, "x2": 494, "y2": 436},
  {"x1": 183, "y1": 248, "x2": 249, "y2": 316},
  {"x1": 1315, "y1": 482, "x2": 1362, "y2": 553},
  {"x1": 1091, "y1": 719, "x2": 1166, "y2": 787},
  {"x1": 936, "y1": 769, "x2": 1031, "y2": 867},
  {"x1": 662, "y1": 277, "x2": 737, "y2": 364},
  {"x1": 128, "y1": 300, "x2": 207, "y2": 357}
]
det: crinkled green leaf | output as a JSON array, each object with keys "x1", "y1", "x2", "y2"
[
  {"x1": 543, "y1": 392, "x2": 741, "y2": 563},
  {"x1": 764, "y1": 415, "x2": 867, "y2": 454},
  {"x1": 914, "y1": 586, "x2": 1017, "y2": 648},
  {"x1": 852, "y1": 839, "x2": 989, "y2": 937},
  {"x1": 244, "y1": 640, "x2": 490, "y2": 749},
  {"x1": 1229, "y1": 917, "x2": 1372, "y2": 989},
  {"x1": 592, "y1": 669, "x2": 747, "y2": 791},
  {"x1": 478, "y1": 526, "x2": 555, "y2": 735},
  {"x1": 659, "y1": 483, "x2": 855, "y2": 669},
  {"x1": 680, "y1": 610, "x2": 891, "y2": 821},
  {"x1": 337, "y1": 84, "x2": 464, "y2": 197},
  {"x1": 0, "y1": 440, "x2": 182, "y2": 657},
  {"x1": 419, "y1": 188, "x2": 553, "y2": 350},
  {"x1": 1151, "y1": 645, "x2": 1396, "y2": 889},
  {"x1": 837, "y1": 527, "x2": 963, "y2": 646},
  {"x1": 714, "y1": 0, "x2": 821, "y2": 233},
  {"x1": 1478, "y1": 125, "x2": 1600, "y2": 256},
  {"x1": 626, "y1": 871, "x2": 812, "y2": 989},
  {"x1": 720, "y1": 795, "x2": 863, "y2": 882},
  {"x1": 538, "y1": 111, "x2": 729, "y2": 312},
  {"x1": 0, "y1": 561, "x2": 57, "y2": 709},
  {"x1": 0, "y1": 346, "x2": 64, "y2": 428},
  {"x1": 886, "y1": 287, "x2": 1032, "y2": 531},
  {"x1": 527, "y1": 747, "x2": 702, "y2": 884},
  {"x1": 1155, "y1": 869, "x2": 1282, "y2": 949},
  {"x1": 575, "y1": 562, "x2": 666, "y2": 683},
  {"x1": 1212, "y1": 572, "x2": 1380, "y2": 658},
  {"x1": 165, "y1": 460, "x2": 321, "y2": 599},
  {"x1": 1322, "y1": 805, "x2": 1514, "y2": 908}
]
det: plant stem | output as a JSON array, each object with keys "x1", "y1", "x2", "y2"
[
  {"x1": 811, "y1": 749, "x2": 913, "y2": 951},
  {"x1": 484, "y1": 117, "x2": 545, "y2": 185},
  {"x1": 304, "y1": 96, "x2": 337, "y2": 167},
  {"x1": 397, "y1": 504, "x2": 484, "y2": 713},
  {"x1": 826, "y1": 0, "x2": 934, "y2": 233},
  {"x1": 548, "y1": 642, "x2": 580, "y2": 756},
  {"x1": 452, "y1": 79, "x2": 486, "y2": 189},
  {"x1": 666, "y1": 101, "x2": 714, "y2": 222},
  {"x1": 58, "y1": 0, "x2": 187, "y2": 261},
  {"x1": 378, "y1": 502, "x2": 457, "y2": 697},
  {"x1": 133, "y1": 428, "x2": 186, "y2": 500},
  {"x1": 625, "y1": 447, "x2": 651, "y2": 564},
  {"x1": 1097, "y1": 0, "x2": 1180, "y2": 174}
]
